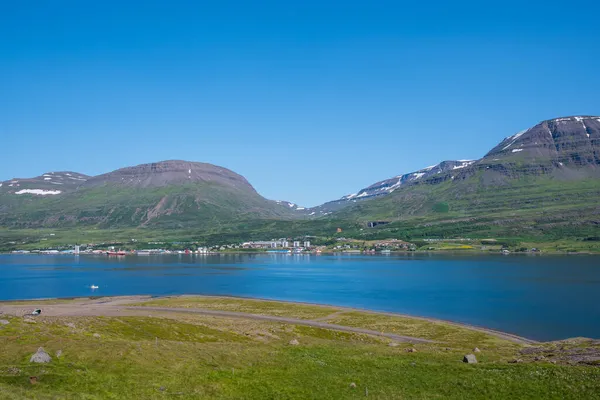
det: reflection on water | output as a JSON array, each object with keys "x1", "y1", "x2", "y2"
[{"x1": 1, "y1": 253, "x2": 599, "y2": 341}]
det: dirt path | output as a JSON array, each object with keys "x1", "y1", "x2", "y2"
[
  {"x1": 0, "y1": 295, "x2": 535, "y2": 345},
  {"x1": 313, "y1": 310, "x2": 348, "y2": 322},
  {"x1": 132, "y1": 306, "x2": 435, "y2": 343},
  {"x1": 0, "y1": 301, "x2": 431, "y2": 343}
]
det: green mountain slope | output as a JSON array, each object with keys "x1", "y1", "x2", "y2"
[
  {"x1": 1, "y1": 117, "x2": 599, "y2": 246},
  {"x1": 0, "y1": 161, "x2": 297, "y2": 229},
  {"x1": 329, "y1": 116, "x2": 600, "y2": 241}
]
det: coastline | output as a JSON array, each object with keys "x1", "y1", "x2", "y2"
[
  {"x1": 0, "y1": 294, "x2": 538, "y2": 344},
  {"x1": 2, "y1": 250, "x2": 599, "y2": 256}
]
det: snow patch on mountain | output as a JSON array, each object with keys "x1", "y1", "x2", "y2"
[
  {"x1": 15, "y1": 189, "x2": 62, "y2": 195},
  {"x1": 452, "y1": 161, "x2": 475, "y2": 170},
  {"x1": 502, "y1": 129, "x2": 529, "y2": 150}
]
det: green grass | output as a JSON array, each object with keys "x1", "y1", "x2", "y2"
[
  {"x1": 1, "y1": 297, "x2": 599, "y2": 399},
  {"x1": 135, "y1": 296, "x2": 340, "y2": 319}
]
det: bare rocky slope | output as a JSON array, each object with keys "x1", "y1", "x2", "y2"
[{"x1": 82, "y1": 160, "x2": 255, "y2": 191}]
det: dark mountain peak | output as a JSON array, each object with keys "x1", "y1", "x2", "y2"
[
  {"x1": 547, "y1": 115, "x2": 600, "y2": 123},
  {"x1": 484, "y1": 115, "x2": 600, "y2": 167},
  {"x1": 83, "y1": 160, "x2": 257, "y2": 192}
]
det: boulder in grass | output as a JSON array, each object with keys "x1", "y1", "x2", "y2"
[
  {"x1": 473, "y1": 347, "x2": 481, "y2": 353},
  {"x1": 0, "y1": 319, "x2": 9, "y2": 325},
  {"x1": 463, "y1": 354, "x2": 477, "y2": 364},
  {"x1": 289, "y1": 339, "x2": 299, "y2": 346},
  {"x1": 30, "y1": 348, "x2": 51, "y2": 364}
]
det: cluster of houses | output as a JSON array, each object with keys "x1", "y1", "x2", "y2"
[
  {"x1": 332, "y1": 238, "x2": 415, "y2": 252},
  {"x1": 241, "y1": 239, "x2": 311, "y2": 249}
]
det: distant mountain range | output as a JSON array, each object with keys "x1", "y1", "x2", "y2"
[{"x1": 1, "y1": 116, "x2": 600, "y2": 240}]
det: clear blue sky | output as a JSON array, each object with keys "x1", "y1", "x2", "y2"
[{"x1": 2, "y1": 1, "x2": 599, "y2": 206}]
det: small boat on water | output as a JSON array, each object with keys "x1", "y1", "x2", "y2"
[{"x1": 90, "y1": 285, "x2": 99, "y2": 289}]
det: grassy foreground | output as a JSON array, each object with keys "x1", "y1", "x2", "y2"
[{"x1": 0, "y1": 297, "x2": 599, "y2": 399}]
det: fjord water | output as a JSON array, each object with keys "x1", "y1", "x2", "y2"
[{"x1": 1, "y1": 253, "x2": 599, "y2": 341}]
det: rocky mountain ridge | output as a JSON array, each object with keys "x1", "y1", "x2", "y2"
[{"x1": 302, "y1": 115, "x2": 600, "y2": 215}]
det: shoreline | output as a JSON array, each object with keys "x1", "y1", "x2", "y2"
[
  {"x1": 176, "y1": 294, "x2": 540, "y2": 344},
  {"x1": 2, "y1": 250, "x2": 599, "y2": 256},
  {"x1": 0, "y1": 294, "x2": 538, "y2": 345}
]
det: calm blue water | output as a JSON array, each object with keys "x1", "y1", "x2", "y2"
[{"x1": 1, "y1": 253, "x2": 599, "y2": 341}]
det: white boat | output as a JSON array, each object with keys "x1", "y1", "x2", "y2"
[{"x1": 90, "y1": 285, "x2": 99, "y2": 289}]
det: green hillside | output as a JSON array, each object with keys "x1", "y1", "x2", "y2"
[
  {"x1": 0, "y1": 183, "x2": 295, "y2": 229},
  {"x1": 334, "y1": 175, "x2": 600, "y2": 243}
]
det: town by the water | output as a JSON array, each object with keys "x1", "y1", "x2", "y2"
[
  {"x1": 9, "y1": 237, "x2": 417, "y2": 255},
  {"x1": 7, "y1": 236, "x2": 541, "y2": 256}
]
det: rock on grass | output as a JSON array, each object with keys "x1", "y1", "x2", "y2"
[
  {"x1": 463, "y1": 354, "x2": 477, "y2": 364},
  {"x1": 30, "y1": 348, "x2": 52, "y2": 364}
]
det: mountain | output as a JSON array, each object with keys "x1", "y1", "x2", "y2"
[
  {"x1": 484, "y1": 116, "x2": 600, "y2": 166},
  {"x1": 81, "y1": 160, "x2": 253, "y2": 190},
  {"x1": 302, "y1": 160, "x2": 475, "y2": 216},
  {"x1": 0, "y1": 160, "x2": 297, "y2": 229},
  {"x1": 341, "y1": 160, "x2": 476, "y2": 200},
  {"x1": 1, "y1": 116, "x2": 599, "y2": 243},
  {"x1": 0, "y1": 171, "x2": 90, "y2": 218},
  {"x1": 327, "y1": 116, "x2": 600, "y2": 240},
  {"x1": 0, "y1": 171, "x2": 89, "y2": 195},
  {"x1": 307, "y1": 116, "x2": 600, "y2": 216}
]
